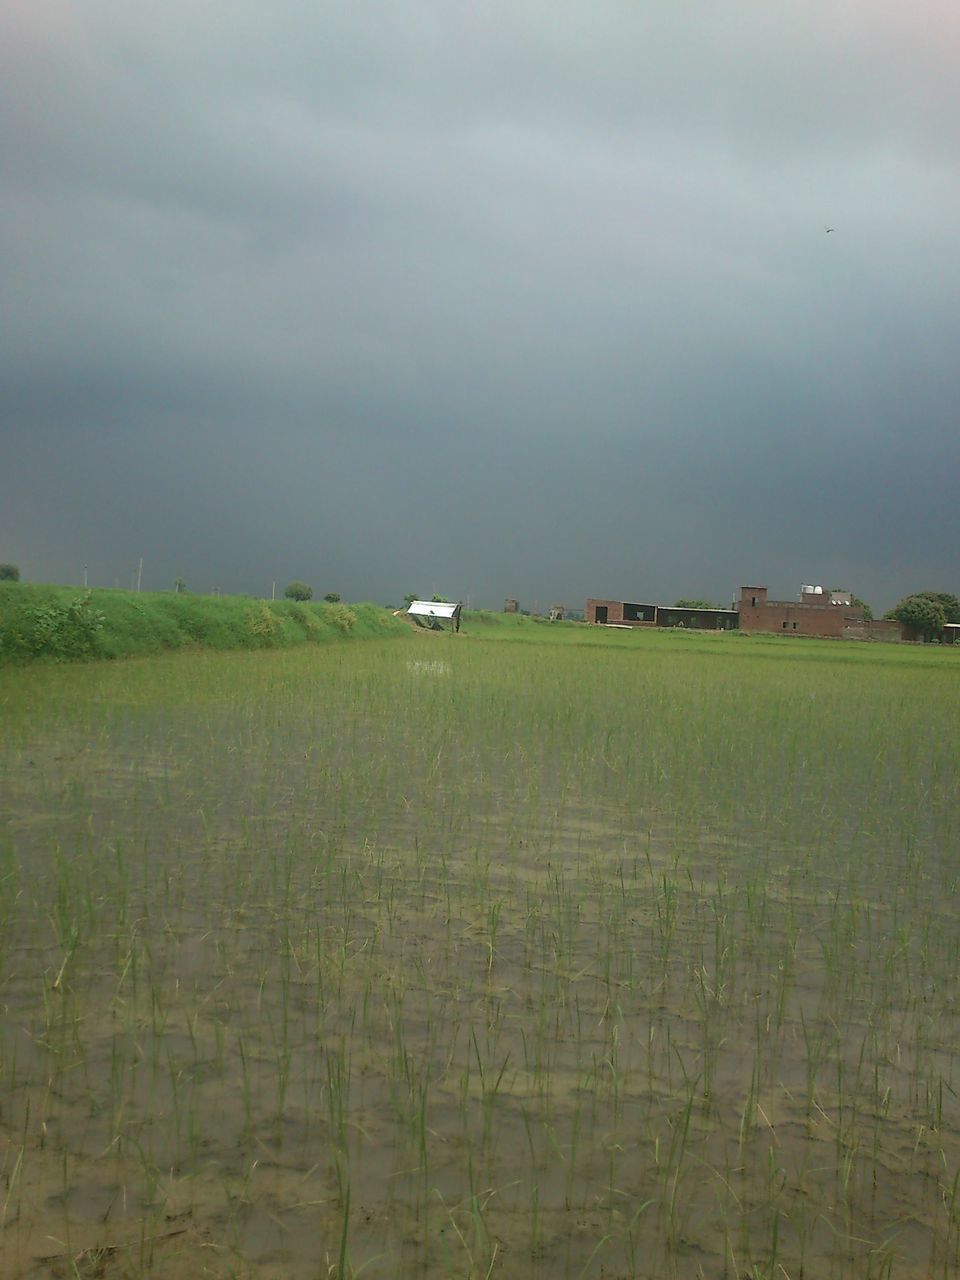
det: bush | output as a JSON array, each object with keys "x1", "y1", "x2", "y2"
[
  {"x1": 8, "y1": 591, "x2": 105, "y2": 660},
  {"x1": 324, "y1": 591, "x2": 341, "y2": 603},
  {"x1": 0, "y1": 564, "x2": 20, "y2": 581},
  {"x1": 326, "y1": 604, "x2": 357, "y2": 634},
  {"x1": 245, "y1": 603, "x2": 285, "y2": 645},
  {"x1": 284, "y1": 581, "x2": 313, "y2": 602}
]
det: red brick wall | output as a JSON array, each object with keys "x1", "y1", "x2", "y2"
[
  {"x1": 739, "y1": 601, "x2": 863, "y2": 637},
  {"x1": 848, "y1": 619, "x2": 905, "y2": 642},
  {"x1": 585, "y1": 599, "x2": 657, "y2": 625},
  {"x1": 586, "y1": 598, "x2": 636, "y2": 624}
]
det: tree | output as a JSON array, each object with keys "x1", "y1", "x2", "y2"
[
  {"x1": 850, "y1": 594, "x2": 873, "y2": 621},
  {"x1": 284, "y1": 581, "x2": 313, "y2": 602},
  {"x1": 674, "y1": 598, "x2": 723, "y2": 610},
  {"x1": 912, "y1": 591, "x2": 960, "y2": 623},
  {"x1": 323, "y1": 591, "x2": 341, "y2": 603},
  {"x1": 174, "y1": 577, "x2": 187, "y2": 594},
  {"x1": 886, "y1": 593, "x2": 946, "y2": 641},
  {"x1": 0, "y1": 563, "x2": 20, "y2": 581},
  {"x1": 404, "y1": 593, "x2": 418, "y2": 605}
]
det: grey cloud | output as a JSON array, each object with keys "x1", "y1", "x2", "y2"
[{"x1": 2, "y1": 1, "x2": 958, "y2": 610}]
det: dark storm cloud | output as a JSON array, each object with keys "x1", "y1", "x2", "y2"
[{"x1": 2, "y1": 1, "x2": 958, "y2": 609}]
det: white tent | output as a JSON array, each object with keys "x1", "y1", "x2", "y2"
[
  {"x1": 407, "y1": 601, "x2": 459, "y2": 619},
  {"x1": 406, "y1": 600, "x2": 462, "y2": 631}
]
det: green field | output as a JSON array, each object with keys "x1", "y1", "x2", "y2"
[{"x1": 1, "y1": 628, "x2": 959, "y2": 1278}]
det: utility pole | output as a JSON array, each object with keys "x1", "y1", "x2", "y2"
[
  {"x1": 83, "y1": 564, "x2": 88, "y2": 588},
  {"x1": 136, "y1": 558, "x2": 143, "y2": 593}
]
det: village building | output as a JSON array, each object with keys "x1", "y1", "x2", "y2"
[
  {"x1": 585, "y1": 599, "x2": 738, "y2": 630},
  {"x1": 737, "y1": 585, "x2": 861, "y2": 637},
  {"x1": 587, "y1": 585, "x2": 908, "y2": 641},
  {"x1": 737, "y1": 586, "x2": 905, "y2": 640}
]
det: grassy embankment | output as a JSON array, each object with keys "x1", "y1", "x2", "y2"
[{"x1": 0, "y1": 581, "x2": 409, "y2": 663}]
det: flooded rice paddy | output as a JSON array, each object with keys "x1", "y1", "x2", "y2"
[{"x1": 1, "y1": 636, "x2": 959, "y2": 1278}]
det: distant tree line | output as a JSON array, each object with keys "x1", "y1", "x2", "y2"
[{"x1": 283, "y1": 582, "x2": 342, "y2": 604}]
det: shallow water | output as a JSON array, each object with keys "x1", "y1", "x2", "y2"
[{"x1": 1, "y1": 641, "x2": 959, "y2": 1278}]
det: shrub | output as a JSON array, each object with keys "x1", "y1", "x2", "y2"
[
  {"x1": 14, "y1": 591, "x2": 105, "y2": 660},
  {"x1": 245, "y1": 603, "x2": 284, "y2": 645},
  {"x1": 327, "y1": 604, "x2": 357, "y2": 634},
  {"x1": 0, "y1": 564, "x2": 20, "y2": 581}
]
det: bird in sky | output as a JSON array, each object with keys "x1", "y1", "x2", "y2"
[{"x1": 825, "y1": 226, "x2": 835, "y2": 233}]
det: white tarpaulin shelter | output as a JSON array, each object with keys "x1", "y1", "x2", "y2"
[{"x1": 406, "y1": 600, "x2": 462, "y2": 631}]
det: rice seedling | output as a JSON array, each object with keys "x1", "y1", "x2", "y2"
[{"x1": 0, "y1": 632, "x2": 958, "y2": 1276}]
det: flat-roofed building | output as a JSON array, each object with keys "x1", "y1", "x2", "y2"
[
  {"x1": 586, "y1": 598, "x2": 738, "y2": 630},
  {"x1": 737, "y1": 585, "x2": 864, "y2": 637}
]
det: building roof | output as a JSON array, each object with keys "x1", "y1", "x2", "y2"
[{"x1": 407, "y1": 600, "x2": 460, "y2": 619}]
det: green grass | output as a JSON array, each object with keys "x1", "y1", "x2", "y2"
[
  {"x1": 459, "y1": 607, "x2": 957, "y2": 666},
  {"x1": 0, "y1": 582, "x2": 409, "y2": 663}
]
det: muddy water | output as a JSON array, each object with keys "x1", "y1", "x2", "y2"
[{"x1": 1, "y1": 644, "x2": 959, "y2": 1278}]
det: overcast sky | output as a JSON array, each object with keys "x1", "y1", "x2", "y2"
[{"x1": 2, "y1": 1, "x2": 958, "y2": 611}]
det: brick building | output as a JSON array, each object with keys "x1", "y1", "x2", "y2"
[
  {"x1": 587, "y1": 585, "x2": 907, "y2": 641},
  {"x1": 736, "y1": 585, "x2": 862, "y2": 637},
  {"x1": 737, "y1": 586, "x2": 909, "y2": 640},
  {"x1": 585, "y1": 598, "x2": 738, "y2": 630}
]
